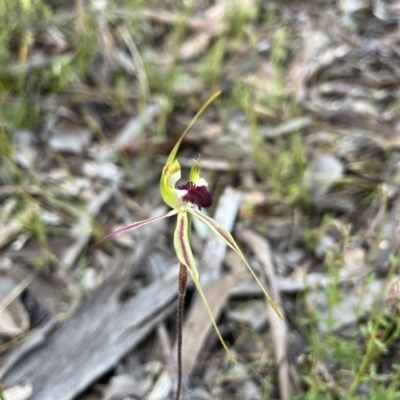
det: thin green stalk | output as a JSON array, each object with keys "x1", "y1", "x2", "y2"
[{"x1": 346, "y1": 326, "x2": 379, "y2": 399}]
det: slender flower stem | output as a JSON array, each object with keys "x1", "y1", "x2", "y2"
[{"x1": 176, "y1": 262, "x2": 187, "y2": 400}]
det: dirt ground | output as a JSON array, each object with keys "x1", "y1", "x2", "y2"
[{"x1": 1, "y1": 0, "x2": 400, "y2": 399}]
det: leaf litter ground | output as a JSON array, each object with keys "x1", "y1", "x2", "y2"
[{"x1": 1, "y1": 0, "x2": 400, "y2": 399}]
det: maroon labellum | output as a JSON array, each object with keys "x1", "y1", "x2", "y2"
[{"x1": 179, "y1": 182, "x2": 213, "y2": 209}]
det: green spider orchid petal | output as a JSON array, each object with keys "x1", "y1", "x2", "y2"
[
  {"x1": 189, "y1": 156, "x2": 202, "y2": 183},
  {"x1": 85, "y1": 209, "x2": 178, "y2": 255},
  {"x1": 189, "y1": 208, "x2": 283, "y2": 320},
  {"x1": 174, "y1": 211, "x2": 236, "y2": 363}
]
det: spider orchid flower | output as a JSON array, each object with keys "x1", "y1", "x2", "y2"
[{"x1": 86, "y1": 92, "x2": 282, "y2": 363}]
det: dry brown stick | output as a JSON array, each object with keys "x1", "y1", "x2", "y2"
[
  {"x1": 138, "y1": 6, "x2": 226, "y2": 35},
  {"x1": 236, "y1": 227, "x2": 291, "y2": 400},
  {"x1": 0, "y1": 272, "x2": 37, "y2": 317},
  {"x1": 0, "y1": 202, "x2": 38, "y2": 249}
]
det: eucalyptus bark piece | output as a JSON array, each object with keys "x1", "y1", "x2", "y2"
[{"x1": 2, "y1": 268, "x2": 179, "y2": 400}]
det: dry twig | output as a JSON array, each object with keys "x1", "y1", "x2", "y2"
[{"x1": 236, "y1": 228, "x2": 291, "y2": 400}]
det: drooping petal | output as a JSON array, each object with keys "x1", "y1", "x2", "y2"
[
  {"x1": 174, "y1": 211, "x2": 237, "y2": 363},
  {"x1": 189, "y1": 208, "x2": 283, "y2": 320},
  {"x1": 174, "y1": 211, "x2": 198, "y2": 280},
  {"x1": 85, "y1": 209, "x2": 178, "y2": 255}
]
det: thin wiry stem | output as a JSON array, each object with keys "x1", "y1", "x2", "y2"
[{"x1": 176, "y1": 262, "x2": 187, "y2": 400}]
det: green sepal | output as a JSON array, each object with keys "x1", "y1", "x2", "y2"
[
  {"x1": 189, "y1": 208, "x2": 283, "y2": 320},
  {"x1": 173, "y1": 211, "x2": 237, "y2": 363}
]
